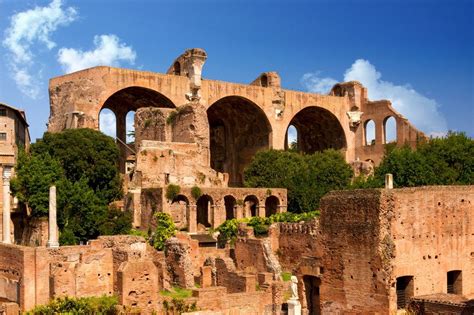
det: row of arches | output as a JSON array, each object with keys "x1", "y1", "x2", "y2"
[
  {"x1": 364, "y1": 116, "x2": 397, "y2": 146},
  {"x1": 169, "y1": 194, "x2": 281, "y2": 231},
  {"x1": 98, "y1": 87, "x2": 348, "y2": 186}
]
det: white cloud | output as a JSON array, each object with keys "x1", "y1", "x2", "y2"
[
  {"x1": 301, "y1": 72, "x2": 337, "y2": 94},
  {"x1": 301, "y1": 59, "x2": 448, "y2": 136},
  {"x1": 58, "y1": 34, "x2": 136, "y2": 73},
  {"x1": 99, "y1": 109, "x2": 116, "y2": 138},
  {"x1": 3, "y1": 0, "x2": 77, "y2": 98}
]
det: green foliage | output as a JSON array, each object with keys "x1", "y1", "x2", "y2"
[
  {"x1": 166, "y1": 110, "x2": 178, "y2": 125},
  {"x1": 191, "y1": 185, "x2": 202, "y2": 200},
  {"x1": 28, "y1": 295, "x2": 118, "y2": 314},
  {"x1": 57, "y1": 178, "x2": 108, "y2": 244},
  {"x1": 165, "y1": 184, "x2": 181, "y2": 201},
  {"x1": 11, "y1": 129, "x2": 131, "y2": 245},
  {"x1": 11, "y1": 151, "x2": 64, "y2": 217},
  {"x1": 32, "y1": 128, "x2": 122, "y2": 203},
  {"x1": 150, "y1": 212, "x2": 176, "y2": 250},
  {"x1": 352, "y1": 132, "x2": 474, "y2": 188},
  {"x1": 129, "y1": 228, "x2": 149, "y2": 239},
  {"x1": 99, "y1": 206, "x2": 133, "y2": 236},
  {"x1": 244, "y1": 149, "x2": 353, "y2": 212},
  {"x1": 216, "y1": 210, "x2": 320, "y2": 244},
  {"x1": 281, "y1": 272, "x2": 292, "y2": 282},
  {"x1": 163, "y1": 297, "x2": 198, "y2": 314},
  {"x1": 160, "y1": 286, "x2": 193, "y2": 299}
]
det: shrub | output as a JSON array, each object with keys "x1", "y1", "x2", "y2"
[
  {"x1": 150, "y1": 212, "x2": 176, "y2": 251},
  {"x1": 29, "y1": 295, "x2": 118, "y2": 314},
  {"x1": 216, "y1": 210, "x2": 319, "y2": 244},
  {"x1": 166, "y1": 184, "x2": 181, "y2": 201},
  {"x1": 244, "y1": 149, "x2": 352, "y2": 212},
  {"x1": 191, "y1": 185, "x2": 202, "y2": 200}
]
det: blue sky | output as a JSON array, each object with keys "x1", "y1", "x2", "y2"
[{"x1": 0, "y1": 0, "x2": 472, "y2": 141}]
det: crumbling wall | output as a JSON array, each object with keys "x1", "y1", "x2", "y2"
[
  {"x1": 234, "y1": 237, "x2": 281, "y2": 277},
  {"x1": 165, "y1": 236, "x2": 195, "y2": 288},
  {"x1": 389, "y1": 186, "x2": 474, "y2": 304},
  {"x1": 117, "y1": 260, "x2": 158, "y2": 310},
  {"x1": 319, "y1": 189, "x2": 392, "y2": 314},
  {"x1": 277, "y1": 220, "x2": 321, "y2": 271}
]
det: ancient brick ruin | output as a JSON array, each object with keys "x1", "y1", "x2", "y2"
[{"x1": 0, "y1": 48, "x2": 471, "y2": 314}]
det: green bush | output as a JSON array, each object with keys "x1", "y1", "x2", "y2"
[
  {"x1": 28, "y1": 295, "x2": 118, "y2": 314},
  {"x1": 150, "y1": 212, "x2": 176, "y2": 251},
  {"x1": 191, "y1": 185, "x2": 202, "y2": 200},
  {"x1": 244, "y1": 149, "x2": 352, "y2": 212},
  {"x1": 166, "y1": 184, "x2": 181, "y2": 201},
  {"x1": 216, "y1": 210, "x2": 319, "y2": 244},
  {"x1": 351, "y1": 132, "x2": 473, "y2": 188}
]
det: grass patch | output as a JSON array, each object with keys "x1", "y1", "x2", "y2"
[{"x1": 160, "y1": 286, "x2": 193, "y2": 299}]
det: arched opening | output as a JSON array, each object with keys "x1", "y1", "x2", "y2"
[
  {"x1": 196, "y1": 195, "x2": 213, "y2": 230},
  {"x1": 384, "y1": 116, "x2": 397, "y2": 144},
  {"x1": 208, "y1": 96, "x2": 272, "y2": 186},
  {"x1": 265, "y1": 196, "x2": 279, "y2": 217},
  {"x1": 287, "y1": 107, "x2": 346, "y2": 154},
  {"x1": 101, "y1": 86, "x2": 175, "y2": 172},
  {"x1": 224, "y1": 195, "x2": 236, "y2": 220},
  {"x1": 244, "y1": 195, "x2": 259, "y2": 217},
  {"x1": 365, "y1": 120, "x2": 376, "y2": 146},
  {"x1": 99, "y1": 108, "x2": 116, "y2": 138},
  {"x1": 170, "y1": 195, "x2": 189, "y2": 231},
  {"x1": 126, "y1": 110, "x2": 135, "y2": 144},
  {"x1": 285, "y1": 125, "x2": 298, "y2": 150},
  {"x1": 173, "y1": 61, "x2": 181, "y2": 75}
]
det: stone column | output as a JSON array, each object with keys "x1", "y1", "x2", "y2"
[
  {"x1": 2, "y1": 173, "x2": 11, "y2": 244},
  {"x1": 47, "y1": 186, "x2": 59, "y2": 248},
  {"x1": 385, "y1": 173, "x2": 394, "y2": 189}
]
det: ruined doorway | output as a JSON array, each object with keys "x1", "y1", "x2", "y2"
[
  {"x1": 208, "y1": 96, "x2": 272, "y2": 187},
  {"x1": 170, "y1": 195, "x2": 190, "y2": 231},
  {"x1": 396, "y1": 276, "x2": 414, "y2": 310},
  {"x1": 286, "y1": 107, "x2": 346, "y2": 154},
  {"x1": 303, "y1": 275, "x2": 321, "y2": 315},
  {"x1": 265, "y1": 196, "x2": 279, "y2": 217},
  {"x1": 244, "y1": 195, "x2": 259, "y2": 217},
  {"x1": 196, "y1": 195, "x2": 213, "y2": 230},
  {"x1": 224, "y1": 195, "x2": 236, "y2": 220}
]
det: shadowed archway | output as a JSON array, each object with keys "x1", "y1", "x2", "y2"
[
  {"x1": 207, "y1": 96, "x2": 272, "y2": 186},
  {"x1": 285, "y1": 107, "x2": 346, "y2": 154}
]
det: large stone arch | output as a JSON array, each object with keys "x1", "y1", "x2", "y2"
[
  {"x1": 207, "y1": 96, "x2": 272, "y2": 187},
  {"x1": 100, "y1": 86, "x2": 176, "y2": 171},
  {"x1": 285, "y1": 106, "x2": 347, "y2": 154}
]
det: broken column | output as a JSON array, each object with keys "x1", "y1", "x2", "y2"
[
  {"x1": 2, "y1": 166, "x2": 12, "y2": 244},
  {"x1": 47, "y1": 185, "x2": 59, "y2": 248},
  {"x1": 385, "y1": 173, "x2": 394, "y2": 189}
]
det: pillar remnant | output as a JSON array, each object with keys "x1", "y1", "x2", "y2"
[
  {"x1": 385, "y1": 173, "x2": 394, "y2": 189},
  {"x1": 2, "y1": 166, "x2": 12, "y2": 244},
  {"x1": 47, "y1": 185, "x2": 59, "y2": 248}
]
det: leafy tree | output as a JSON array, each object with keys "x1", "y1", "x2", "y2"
[
  {"x1": 99, "y1": 206, "x2": 133, "y2": 236},
  {"x1": 244, "y1": 149, "x2": 353, "y2": 212},
  {"x1": 32, "y1": 128, "x2": 122, "y2": 203},
  {"x1": 150, "y1": 212, "x2": 176, "y2": 251},
  {"x1": 10, "y1": 151, "x2": 65, "y2": 217},
  {"x1": 355, "y1": 132, "x2": 474, "y2": 188}
]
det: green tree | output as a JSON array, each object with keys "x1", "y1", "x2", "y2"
[
  {"x1": 150, "y1": 212, "x2": 176, "y2": 251},
  {"x1": 354, "y1": 132, "x2": 473, "y2": 188},
  {"x1": 10, "y1": 151, "x2": 65, "y2": 217},
  {"x1": 244, "y1": 149, "x2": 353, "y2": 212},
  {"x1": 32, "y1": 128, "x2": 122, "y2": 203}
]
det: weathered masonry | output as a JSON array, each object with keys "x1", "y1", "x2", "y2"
[{"x1": 47, "y1": 48, "x2": 424, "y2": 231}]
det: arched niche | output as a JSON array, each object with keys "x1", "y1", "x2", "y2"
[
  {"x1": 224, "y1": 195, "x2": 237, "y2": 220},
  {"x1": 365, "y1": 120, "x2": 376, "y2": 146},
  {"x1": 265, "y1": 196, "x2": 279, "y2": 217},
  {"x1": 196, "y1": 195, "x2": 213, "y2": 230},
  {"x1": 384, "y1": 116, "x2": 397, "y2": 144},
  {"x1": 244, "y1": 195, "x2": 259, "y2": 217}
]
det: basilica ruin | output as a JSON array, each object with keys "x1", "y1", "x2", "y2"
[{"x1": 0, "y1": 48, "x2": 472, "y2": 314}]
